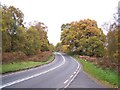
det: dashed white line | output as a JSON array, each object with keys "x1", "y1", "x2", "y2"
[
  {"x1": 74, "y1": 72, "x2": 76, "y2": 74},
  {"x1": 70, "y1": 75, "x2": 73, "y2": 78},
  {"x1": 64, "y1": 56, "x2": 81, "y2": 88},
  {"x1": 64, "y1": 80, "x2": 69, "y2": 84},
  {"x1": 1, "y1": 53, "x2": 66, "y2": 89},
  {"x1": 64, "y1": 67, "x2": 80, "y2": 88},
  {"x1": 1, "y1": 53, "x2": 81, "y2": 89}
]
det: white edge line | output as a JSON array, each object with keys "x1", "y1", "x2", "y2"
[
  {"x1": 3, "y1": 53, "x2": 57, "y2": 77},
  {"x1": 64, "y1": 56, "x2": 81, "y2": 88},
  {"x1": 1, "y1": 53, "x2": 65, "y2": 89}
]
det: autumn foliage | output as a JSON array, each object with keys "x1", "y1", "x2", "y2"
[
  {"x1": 59, "y1": 17, "x2": 119, "y2": 73},
  {"x1": 1, "y1": 4, "x2": 54, "y2": 63},
  {"x1": 61, "y1": 19, "x2": 106, "y2": 57}
]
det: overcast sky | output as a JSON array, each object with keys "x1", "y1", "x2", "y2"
[{"x1": 1, "y1": 0, "x2": 119, "y2": 45}]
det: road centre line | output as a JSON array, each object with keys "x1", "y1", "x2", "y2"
[
  {"x1": 74, "y1": 72, "x2": 76, "y2": 74},
  {"x1": 70, "y1": 75, "x2": 73, "y2": 78},
  {"x1": 64, "y1": 56, "x2": 81, "y2": 88},
  {"x1": 1, "y1": 53, "x2": 65, "y2": 89},
  {"x1": 64, "y1": 80, "x2": 69, "y2": 84}
]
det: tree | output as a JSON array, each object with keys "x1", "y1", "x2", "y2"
[
  {"x1": 86, "y1": 36, "x2": 105, "y2": 57},
  {"x1": 2, "y1": 5, "x2": 24, "y2": 51},
  {"x1": 107, "y1": 23, "x2": 119, "y2": 64},
  {"x1": 31, "y1": 22, "x2": 49, "y2": 51},
  {"x1": 23, "y1": 27, "x2": 41, "y2": 55},
  {"x1": 61, "y1": 19, "x2": 106, "y2": 57},
  {"x1": 102, "y1": 11, "x2": 119, "y2": 72},
  {"x1": 48, "y1": 43, "x2": 55, "y2": 52},
  {"x1": 1, "y1": 4, "x2": 51, "y2": 55},
  {"x1": 2, "y1": 31, "x2": 11, "y2": 52},
  {"x1": 55, "y1": 42, "x2": 62, "y2": 52},
  {"x1": 2, "y1": 5, "x2": 24, "y2": 32},
  {"x1": 61, "y1": 45, "x2": 69, "y2": 53}
]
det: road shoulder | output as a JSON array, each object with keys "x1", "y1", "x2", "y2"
[{"x1": 67, "y1": 60, "x2": 110, "y2": 88}]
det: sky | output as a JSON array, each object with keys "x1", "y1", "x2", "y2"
[{"x1": 1, "y1": 0, "x2": 119, "y2": 45}]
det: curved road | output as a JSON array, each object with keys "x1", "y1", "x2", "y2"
[{"x1": 1, "y1": 53, "x2": 80, "y2": 88}]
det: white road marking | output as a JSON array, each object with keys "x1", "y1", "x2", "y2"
[
  {"x1": 64, "y1": 56, "x2": 81, "y2": 88},
  {"x1": 70, "y1": 75, "x2": 73, "y2": 78},
  {"x1": 74, "y1": 72, "x2": 76, "y2": 74},
  {"x1": 64, "y1": 80, "x2": 69, "y2": 84},
  {"x1": 3, "y1": 53, "x2": 57, "y2": 77},
  {"x1": 1, "y1": 53, "x2": 65, "y2": 89}
]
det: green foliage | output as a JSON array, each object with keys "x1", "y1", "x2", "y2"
[
  {"x1": 1, "y1": 61, "x2": 41, "y2": 73},
  {"x1": 2, "y1": 5, "x2": 24, "y2": 32},
  {"x1": 23, "y1": 28, "x2": 41, "y2": 55},
  {"x1": 55, "y1": 42, "x2": 62, "y2": 52},
  {"x1": 61, "y1": 19, "x2": 106, "y2": 57},
  {"x1": 2, "y1": 4, "x2": 24, "y2": 51},
  {"x1": 86, "y1": 36, "x2": 105, "y2": 57},
  {"x1": 48, "y1": 43, "x2": 55, "y2": 52},
  {"x1": 2, "y1": 4, "x2": 51, "y2": 56},
  {"x1": 61, "y1": 45, "x2": 69, "y2": 53},
  {"x1": 107, "y1": 23, "x2": 119, "y2": 62},
  {"x1": 32, "y1": 22, "x2": 50, "y2": 51},
  {"x1": 77, "y1": 58, "x2": 119, "y2": 87},
  {"x1": 105, "y1": 21, "x2": 119, "y2": 74},
  {"x1": 1, "y1": 55, "x2": 54, "y2": 73},
  {"x1": 2, "y1": 31, "x2": 11, "y2": 52}
]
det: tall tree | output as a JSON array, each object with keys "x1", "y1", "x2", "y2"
[
  {"x1": 2, "y1": 5, "x2": 24, "y2": 33},
  {"x1": 29, "y1": 21, "x2": 49, "y2": 51},
  {"x1": 106, "y1": 20, "x2": 119, "y2": 65},
  {"x1": 61, "y1": 19, "x2": 106, "y2": 57},
  {"x1": 2, "y1": 5, "x2": 24, "y2": 51}
]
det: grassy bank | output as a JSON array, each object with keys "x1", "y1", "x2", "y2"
[
  {"x1": 1, "y1": 55, "x2": 54, "y2": 74},
  {"x1": 74, "y1": 56, "x2": 119, "y2": 88}
]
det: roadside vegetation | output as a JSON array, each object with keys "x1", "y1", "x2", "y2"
[
  {"x1": 55, "y1": 8, "x2": 119, "y2": 88},
  {"x1": 1, "y1": 55, "x2": 54, "y2": 74},
  {"x1": 1, "y1": 4, "x2": 55, "y2": 73},
  {"x1": 74, "y1": 56, "x2": 119, "y2": 87},
  {"x1": 1, "y1": 3, "x2": 119, "y2": 88}
]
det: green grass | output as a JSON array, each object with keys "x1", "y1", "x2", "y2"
[
  {"x1": 0, "y1": 55, "x2": 54, "y2": 74},
  {"x1": 74, "y1": 56, "x2": 119, "y2": 87}
]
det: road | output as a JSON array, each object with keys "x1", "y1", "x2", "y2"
[
  {"x1": 1, "y1": 53, "x2": 80, "y2": 88},
  {"x1": 1, "y1": 53, "x2": 106, "y2": 89}
]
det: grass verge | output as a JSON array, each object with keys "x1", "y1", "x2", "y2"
[
  {"x1": 74, "y1": 56, "x2": 119, "y2": 88},
  {"x1": 0, "y1": 55, "x2": 54, "y2": 74}
]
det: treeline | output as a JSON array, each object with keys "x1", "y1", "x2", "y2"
[
  {"x1": 1, "y1": 4, "x2": 54, "y2": 62},
  {"x1": 56, "y1": 17, "x2": 119, "y2": 73}
]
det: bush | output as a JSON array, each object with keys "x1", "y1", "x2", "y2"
[
  {"x1": 2, "y1": 51, "x2": 27, "y2": 63},
  {"x1": 97, "y1": 57, "x2": 118, "y2": 73},
  {"x1": 2, "y1": 31, "x2": 11, "y2": 52},
  {"x1": 28, "y1": 51, "x2": 52, "y2": 62}
]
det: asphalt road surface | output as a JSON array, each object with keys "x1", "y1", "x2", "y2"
[{"x1": 1, "y1": 53, "x2": 106, "y2": 89}]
